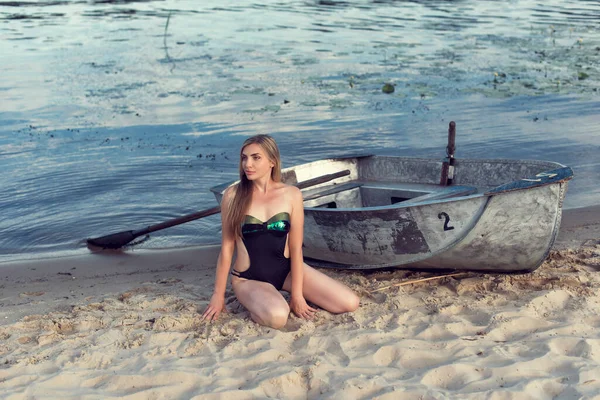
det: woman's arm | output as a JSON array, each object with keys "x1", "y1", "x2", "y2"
[
  {"x1": 202, "y1": 187, "x2": 236, "y2": 321},
  {"x1": 288, "y1": 186, "x2": 317, "y2": 319}
]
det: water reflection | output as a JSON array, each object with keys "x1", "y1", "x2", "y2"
[{"x1": 1, "y1": 0, "x2": 599, "y2": 261}]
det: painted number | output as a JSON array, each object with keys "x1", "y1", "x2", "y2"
[{"x1": 438, "y1": 212, "x2": 454, "y2": 231}]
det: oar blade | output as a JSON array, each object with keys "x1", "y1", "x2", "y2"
[{"x1": 86, "y1": 230, "x2": 137, "y2": 249}]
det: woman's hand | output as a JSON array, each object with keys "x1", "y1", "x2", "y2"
[
  {"x1": 202, "y1": 293, "x2": 227, "y2": 322},
  {"x1": 289, "y1": 294, "x2": 317, "y2": 319}
]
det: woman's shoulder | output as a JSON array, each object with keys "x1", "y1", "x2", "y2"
[
  {"x1": 222, "y1": 184, "x2": 239, "y2": 203},
  {"x1": 223, "y1": 184, "x2": 234, "y2": 196},
  {"x1": 278, "y1": 183, "x2": 302, "y2": 200}
]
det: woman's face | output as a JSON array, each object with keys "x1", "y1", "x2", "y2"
[{"x1": 241, "y1": 143, "x2": 274, "y2": 181}]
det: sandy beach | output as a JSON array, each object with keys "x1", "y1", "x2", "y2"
[
  {"x1": 3, "y1": 0, "x2": 600, "y2": 397},
  {"x1": 0, "y1": 206, "x2": 599, "y2": 399}
]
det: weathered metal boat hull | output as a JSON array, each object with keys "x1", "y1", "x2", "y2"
[
  {"x1": 210, "y1": 156, "x2": 573, "y2": 272},
  {"x1": 408, "y1": 183, "x2": 566, "y2": 272}
]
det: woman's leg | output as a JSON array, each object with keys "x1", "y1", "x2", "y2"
[
  {"x1": 282, "y1": 263, "x2": 359, "y2": 314},
  {"x1": 232, "y1": 279, "x2": 290, "y2": 329}
]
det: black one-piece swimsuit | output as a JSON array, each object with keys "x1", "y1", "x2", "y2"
[{"x1": 231, "y1": 212, "x2": 291, "y2": 290}]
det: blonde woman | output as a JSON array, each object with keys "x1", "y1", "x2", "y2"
[{"x1": 202, "y1": 134, "x2": 359, "y2": 329}]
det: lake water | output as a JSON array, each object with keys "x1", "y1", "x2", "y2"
[{"x1": 1, "y1": 0, "x2": 599, "y2": 262}]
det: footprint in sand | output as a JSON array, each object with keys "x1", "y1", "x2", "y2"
[
  {"x1": 526, "y1": 289, "x2": 573, "y2": 319},
  {"x1": 399, "y1": 347, "x2": 450, "y2": 370},
  {"x1": 70, "y1": 350, "x2": 114, "y2": 370},
  {"x1": 258, "y1": 368, "x2": 310, "y2": 399},
  {"x1": 486, "y1": 315, "x2": 552, "y2": 342},
  {"x1": 52, "y1": 317, "x2": 77, "y2": 334},
  {"x1": 548, "y1": 337, "x2": 593, "y2": 359},
  {"x1": 421, "y1": 364, "x2": 487, "y2": 390},
  {"x1": 37, "y1": 332, "x2": 63, "y2": 346},
  {"x1": 294, "y1": 335, "x2": 350, "y2": 367},
  {"x1": 151, "y1": 314, "x2": 202, "y2": 332},
  {"x1": 145, "y1": 332, "x2": 188, "y2": 356},
  {"x1": 184, "y1": 338, "x2": 205, "y2": 356},
  {"x1": 415, "y1": 324, "x2": 457, "y2": 341},
  {"x1": 17, "y1": 336, "x2": 34, "y2": 345},
  {"x1": 75, "y1": 315, "x2": 107, "y2": 332},
  {"x1": 502, "y1": 341, "x2": 549, "y2": 360},
  {"x1": 372, "y1": 345, "x2": 401, "y2": 367}
]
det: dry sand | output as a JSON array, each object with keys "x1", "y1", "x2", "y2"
[{"x1": 0, "y1": 206, "x2": 599, "y2": 399}]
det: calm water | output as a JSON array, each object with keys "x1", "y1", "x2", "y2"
[{"x1": 1, "y1": 0, "x2": 599, "y2": 262}]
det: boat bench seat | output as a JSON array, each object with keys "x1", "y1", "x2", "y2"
[
  {"x1": 303, "y1": 182, "x2": 363, "y2": 202},
  {"x1": 400, "y1": 185, "x2": 478, "y2": 206}
]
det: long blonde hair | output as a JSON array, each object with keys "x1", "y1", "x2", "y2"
[{"x1": 223, "y1": 134, "x2": 282, "y2": 238}]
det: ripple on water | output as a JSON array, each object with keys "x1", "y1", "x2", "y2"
[{"x1": 1, "y1": 0, "x2": 599, "y2": 260}]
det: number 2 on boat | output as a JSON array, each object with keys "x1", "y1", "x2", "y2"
[{"x1": 438, "y1": 212, "x2": 454, "y2": 231}]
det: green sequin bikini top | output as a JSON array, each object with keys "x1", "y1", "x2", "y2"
[{"x1": 242, "y1": 212, "x2": 291, "y2": 235}]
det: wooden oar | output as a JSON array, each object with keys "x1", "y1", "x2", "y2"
[{"x1": 86, "y1": 169, "x2": 351, "y2": 249}]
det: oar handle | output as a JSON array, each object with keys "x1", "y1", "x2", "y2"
[
  {"x1": 440, "y1": 121, "x2": 456, "y2": 186},
  {"x1": 135, "y1": 168, "x2": 351, "y2": 234},
  {"x1": 87, "y1": 169, "x2": 351, "y2": 249},
  {"x1": 295, "y1": 169, "x2": 350, "y2": 190},
  {"x1": 132, "y1": 205, "x2": 222, "y2": 236}
]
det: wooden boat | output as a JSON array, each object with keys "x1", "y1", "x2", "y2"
[{"x1": 210, "y1": 142, "x2": 572, "y2": 273}]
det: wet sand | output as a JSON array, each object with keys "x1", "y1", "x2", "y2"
[{"x1": 0, "y1": 205, "x2": 599, "y2": 398}]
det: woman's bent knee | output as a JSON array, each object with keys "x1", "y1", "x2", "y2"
[
  {"x1": 346, "y1": 293, "x2": 360, "y2": 312},
  {"x1": 267, "y1": 314, "x2": 289, "y2": 329},
  {"x1": 332, "y1": 292, "x2": 360, "y2": 314},
  {"x1": 254, "y1": 304, "x2": 290, "y2": 329}
]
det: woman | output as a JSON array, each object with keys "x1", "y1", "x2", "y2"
[{"x1": 202, "y1": 134, "x2": 359, "y2": 329}]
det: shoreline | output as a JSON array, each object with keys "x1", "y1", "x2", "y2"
[
  {"x1": 0, "y1": 205, "x2": 597, "y2": 325},
  {"x1": 1, "y1": 202, "x2": 597, "y2": 267},
  {"x1": 0, "y1": 205, "x2": 598, "y2": 398},
  {"x1": 553, "y1": 204, "x2": 600, "y2": 249},
  {"x1": 2, "y1": 203, "x2": 598, "y2": 265}
]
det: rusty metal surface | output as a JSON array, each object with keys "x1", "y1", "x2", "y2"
[{"x1": 305, "y1": 208, "x2": 429, "y2": 265}]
